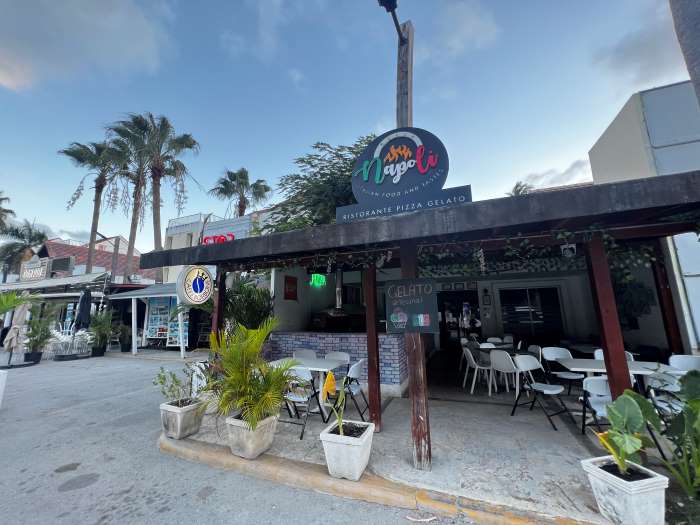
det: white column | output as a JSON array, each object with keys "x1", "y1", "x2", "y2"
[
  {"x1": 131, "y1": 297, "x2": 138, "y2": 355},
  {"x1": 141, "y1": 298, "x2": 150, "y2": 347},
  {"x1": 177, "y1": 297, "x2": 186, "y2": 359}
]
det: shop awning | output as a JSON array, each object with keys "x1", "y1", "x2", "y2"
[
  {"x1": 0, "y1": 272, "x2": 109, "y2": 292},
  {"x1": 108, "y1": 283, "x2": 176, "y2": 300}
]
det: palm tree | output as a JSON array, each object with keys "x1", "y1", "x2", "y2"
[
  {"x1": 669, "y1": 1, "x2": 700, "y2": 105},
  {"x1": 507, "y1": 181, "x2": 533, "y2": 196},
  {"x1": 209, "y1": 168, "x2": 271, "y2": 217},
  {"x1": 108, "y1": 115, "x2": 150, "y2": 281},
  {"x1": 0, "y1": 221, "x2": 48, "y2": 282},
  {"x1": 0, "y1": 191, "x2": 15, "y2": 230},
  {"x1": 141, "y1": 113, "x2": 199, "y2": 251},
  {"x1": 59, "y1": 141, "x2": 119, "y2": 274}
]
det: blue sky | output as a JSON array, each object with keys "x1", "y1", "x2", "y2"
[{"x1": 0, "y1": 0, "x2": 689, "y2": 252}]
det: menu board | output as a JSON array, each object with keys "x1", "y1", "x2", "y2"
[
  {"x1": 166, "y1": 312, "x2": 189, "y2": 347},
  {"x1": 385, "y1": 279, "x2": 438, "y2": 334}
]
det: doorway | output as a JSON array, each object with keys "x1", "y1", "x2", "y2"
[{"x1": 427, "y1": 290, "x2": 480, "y2": 386}]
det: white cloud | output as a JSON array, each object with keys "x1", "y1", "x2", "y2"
[
  {"x1": 288, "y1": 68, "x2": 305, "y2": 90},
  {"x1": 0, "y1": 0, "x2": 170, "y2": 91},
  {"x1": 522, "y1": 159, "x2": 592, "y2": 189},
  {"x1": 593, "y1": 2, "x2": 688, "y2": 91},
  {"x1": 416, "y1": 0, "x2": 499, "y2": 66}
]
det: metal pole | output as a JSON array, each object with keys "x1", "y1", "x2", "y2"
[{"x1": 131, "y1": 297, "x2": 138, "y2": 355}]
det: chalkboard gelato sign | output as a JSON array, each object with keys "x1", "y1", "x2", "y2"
[
  {"x1": 336, "y1": 127, "x2": 471, "y2": 223},
  {"x1": 385, "y1": 279, "x2": 438, "y2": 334}
]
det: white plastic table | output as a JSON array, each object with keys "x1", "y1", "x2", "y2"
[
  {"x1": 557, "y1": 358, "x2": 681, "y2": 376},
  {"x1": 269, "y1": 357, "x2": 345, "y2": 418}
]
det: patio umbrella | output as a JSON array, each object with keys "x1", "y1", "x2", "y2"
[
  {"x1": 3, "y1": 301, "x2": 30, "y2": 367},
  {"x1": 73, "y1": 289, "x2": 92, "y2": 332}
]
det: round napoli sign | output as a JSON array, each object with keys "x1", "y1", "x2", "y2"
[
  {"x1": 176, "y1": 266, "x2": 214, "y2": 305},
  {"x1": 336, "y1": 127, "x2": 470, "y2": 223},
  {"x1": 351, "y1": 127, "x2": 449, "y2": 205}
]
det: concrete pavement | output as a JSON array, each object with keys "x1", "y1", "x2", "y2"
[{"x1": 0, "y1": 356, "x2": 471, "y2": 524}]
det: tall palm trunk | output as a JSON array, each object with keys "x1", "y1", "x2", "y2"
[
  {"x1": 237, "y1": 196, "x2": 247, "y2": 217},
  {"x1": 124, "y1": 175, "x2": 145, "y2": 281},
  {"x1": 151, "y1": 166, "x2": 163, "y2": 251},
  {"x1": 670, "y1": 1, "x2": 700, "y2": 103},
  {"x1": 86, "y1": 172, "x2": 107, "y2": 274}
]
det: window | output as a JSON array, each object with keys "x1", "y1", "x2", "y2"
[
  {"x1": 165, "y1": 236, "x2": 173, "y2": 250},
  {"x1": 499, "y1": 287, "x2": 563, "y2": 341},
  {"x1": 186, "y1": 233, "x2": 193, "y2": 247}
]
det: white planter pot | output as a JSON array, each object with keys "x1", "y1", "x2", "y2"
[
  {"x1": 581, "y1": 456, "x2": 668, "y2": 525},
  {"x1": 225, "y1": 414, "x2": 279, "y2": 459},
  {"x1": 0, "y1": 370, "x2": 7, "y2": 409},
  {"x1": 160, "y1": 399, "x2": 205, "y2": 440},
  {"x1": 319, "y1": 420, "x2": 375, "y2": 481}
]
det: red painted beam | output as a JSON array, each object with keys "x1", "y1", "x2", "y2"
[
  {"x1": 586, "y1": 237, "x2": 632, "y2": 398},
  {"x1": 400, "y1": 240, "x2": 432, "y2": 470},
  {"x1": 362, "y1": 264, "x2": 382, "y2": 432}
]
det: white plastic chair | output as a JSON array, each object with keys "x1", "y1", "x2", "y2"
[
  {"x1": 670, "y1": 354, "x2": 700, "y2": 372},
  {"x1": 283, "y1": 367, "x2": 327, "y2": 439},
  {"x1": 325, "y1": 351, "x2": 350, "y2": 373},
  {"x1": 581, "y1": 376, "x2": 612, "y2": 434},
  {"x1": 512, "y1": 354, "x2": 576, "y2": 431},
  {"x1": 293, "y1": 349, "x2": 317, "y2": 360},
  {"x1": 343, "y1": 359, "x2": 368, "y2": 421},
  {"x1": 489, "y1": 350, "x2": 519, "y2": 398},
  {"x1": 593, "y1": 348, "x2": 634, "y2": 362},
  {"x1": 462, "y1": 346, "x2": 491, "y2": 394},
  {"x1": 542, "y1": 347, "x2": 585, "y2": 395},
  {"x1": 527, "y1": 345, "x2": 542, "y2": 363},
  {"x1": 468, "y1": 333, "x2": 480, "y2": 343},
  {"x1": 487, "y1": 337, "x2": 502, "y2": 344},
  {"x1": 503, "y1": 335, "x2": 514, "y2": 344}
]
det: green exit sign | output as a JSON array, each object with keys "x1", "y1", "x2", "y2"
[{"x1": 310, "y1": 273, "x2": 327, "y2": 288}]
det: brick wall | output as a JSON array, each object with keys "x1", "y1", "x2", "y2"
[{"x1": 265, "y1": 332, "x2": 407, "y2": 388}]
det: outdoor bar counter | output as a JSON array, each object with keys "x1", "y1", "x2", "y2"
[{"x1": 265, "y1": 331, "x2": 408, "y2": 396}]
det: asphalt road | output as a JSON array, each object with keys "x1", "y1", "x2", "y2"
[{"x1": 0, "y1": 356, "x2": 474, "y2": 524}]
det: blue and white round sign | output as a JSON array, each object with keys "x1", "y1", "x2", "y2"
[{"x1": 176, "y1": 266, "x2": 214, "y2": 305}]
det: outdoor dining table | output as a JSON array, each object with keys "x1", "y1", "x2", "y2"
[
  {"x1": 269, "y1": 357, "x2": 345, "y2": 418},
  {"x1": 557, "y1": 358, "x2": 684, "y2": 392}
]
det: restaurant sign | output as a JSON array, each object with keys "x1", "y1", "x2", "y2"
[
  {"x1": 19, "y1": 256, "x2": 50, "y2": 282},
  {"x1": 176, "y1": 265, "x2": 214, "y2": 306},
  {"x1": 385, "y1": 279, "x2": 438, "y2": 334},
  {"x1": 336, "y1": 127, "x2": 471, "y2": 223}
]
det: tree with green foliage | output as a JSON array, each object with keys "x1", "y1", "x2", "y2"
[
  {"x1": 209, "y1": 168, "x2": 270, "y2": 218},
  {"x1": 0, "y1": 191, "x2": 15, "y2": 231},
  {"x1": 507, "y1": 181, "x2": 533, "y2": 196},
  {"x1": 0, "y1": 221, "x2": 48, "y2": 283},
  {"x1": 266, "y1": 135, "x2": 375, "y2": 233},
  {"x1": 59, "y1": 141, "x2": 122, "y2": 274}
]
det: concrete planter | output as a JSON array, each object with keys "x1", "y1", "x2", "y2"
[
  {"x1": 0, "y1": 370, "x2": 6, "y2": 409},
  {"x1": 581, "y1": 456, "x2": 668, "y2": 525},
  {"x1": 320, "y1": 420, "x2": 375, "y2": 481},
  {"x1": 225, "y1": 414, "x2": 279, "y2": 459},
  {"x1": 160, "y1": 399, "x2": 205, "y2": 440}
]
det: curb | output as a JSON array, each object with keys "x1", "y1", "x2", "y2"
[{"x1": 159, "y1": 434, "x2": 597, "y2": 525}]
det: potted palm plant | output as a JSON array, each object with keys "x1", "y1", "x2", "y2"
[
  {"x1": 118, "y1": 324, "x2": 131, "y2": 352},
  {"x1": 155, "y1": 365, "x2": 205, "y2": 439},
  {"x1": 89, "y1": 309, "x2": 113, "y2": 357},
  {"x1": 24, "y1": 304, "x2": 55, "y2": 364},
  {"x1": 319, "y1": 372, "x2": 375, "y2": 481},
  {"x1": 207, "y1": 318, "x2": 296, "y2": 459},
  {"x1": 581, "y1": 391, "x2": 668, "y2": 525}
]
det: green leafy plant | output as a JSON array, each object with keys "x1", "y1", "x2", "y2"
[
  {"x1": 153, "y1": 366, "x2": 197, "y2": 407},
  {"x1": 0, "y1": 291, "x2": 33, "y2": 316},
  {"x1": 89, "y1": 309, "x2": 114, "y2": 349},
  {"x1": 224, "y1": 274, "x2": 273, "y2": 329},
  {"x1": 596, "y1": 391, "x2": 657, "y2": 474},
  {"x1": 25, "y1": 304, "x2": 56, "y2": 353},
  {"x1": 206, "y1": 318, "x2": 296, "y2": 430}
]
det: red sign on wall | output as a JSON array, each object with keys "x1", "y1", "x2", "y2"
[{"x1": 201, "y1": 232, "x2": 235, "y2": 245}]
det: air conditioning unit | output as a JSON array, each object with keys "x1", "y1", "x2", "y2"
[{"x1": 51, "y1": 256, "x2": 74, "y2": 273}]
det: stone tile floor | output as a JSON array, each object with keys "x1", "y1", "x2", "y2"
[{"x1": 193, "y1": 382, "x2": 608, "y2": 524}]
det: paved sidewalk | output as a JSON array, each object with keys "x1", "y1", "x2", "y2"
[{"x1": 0, "y1": 358, "x2": 468, "y2": 524}]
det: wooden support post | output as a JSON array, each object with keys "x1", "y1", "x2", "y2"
[
  {"x1": 586, "y1": 237, "x2": 632, "y2": 398},
  {"x1": 362, "y1": 264, "x2": 382, "y2": 432},
  {"x1": 396, "y1": 21, "x2": 414, "y2": 128},
  {"x1": 211, "y1": 269, "x2": 226, "y2": 335},
  {"x1": 651, "y1": 244, "x2": 684, "y2": 357},
  {"x1": 400, "y1": 240, "x2": 432, "y2": 470}
]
